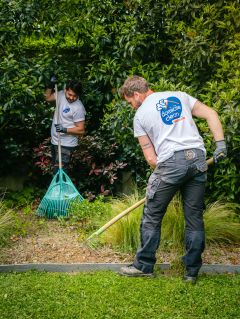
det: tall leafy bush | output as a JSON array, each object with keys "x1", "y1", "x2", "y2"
[{"x1": 0, "y1": 0, "x2": 239, "y2": 201}]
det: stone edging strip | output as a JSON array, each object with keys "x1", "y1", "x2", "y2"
[
  {"x1": 0, "y1": 263, "x2": 239, "y2": 274},
  {"x1": 199, "y1": 264, "x2": 240, "y2": 274},
  {"x1": 0, "y1": 263, "x2": 169, "y2": 273}
]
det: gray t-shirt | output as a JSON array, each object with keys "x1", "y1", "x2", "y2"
[
  {"x1": 51, "y1": 90, "x2": 86, "y2": 147},
  {"x1": 134, "y1": 91, "x2": 206, "y2": 163}
]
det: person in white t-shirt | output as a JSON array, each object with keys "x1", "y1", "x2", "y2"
[
  {"x1": 44, "y1": 78, "x2": 86, "y2": 174},
  {"x1": 119, "y1": 76, "x2": 227, "y2": 283}
]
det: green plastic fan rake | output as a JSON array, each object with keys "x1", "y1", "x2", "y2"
[
  {"x1": 36, "y1": 84, "x2": 84, "y2": 218},
  {"x1": 36, "y1": 168, "x2": 84, "y2": 218}
]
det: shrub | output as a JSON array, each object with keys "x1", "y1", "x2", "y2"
[
  {"x1": 1, "y1": 0, "x2": 239, "y2": 203},
  {"x1": 33, "y1": 133, "x2": 127, "y2": 198},
  {"x1": 72, "y1": 133, "x2": 127, "y2": 198}
]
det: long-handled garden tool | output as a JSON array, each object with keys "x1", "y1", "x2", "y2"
[
  {"x1": 86, "y1": 157, "x2": 214, "y2": 241},
  {"x1": 36, "y1": 84, "x2": 84, "y2": 218}
]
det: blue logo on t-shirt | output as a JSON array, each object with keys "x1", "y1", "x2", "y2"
[
  {"x1": 63, "y1": 107, "x2": 70, "y2": 113},
  {"x1": 156, "y1": 96, "x2": 183, "y2": 125}
]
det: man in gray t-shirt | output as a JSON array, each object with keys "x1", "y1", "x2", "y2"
[
  {"x1": 118, "y1": 76, "x2": 227, "y2": 283},
  {"x1": 44, "y1": 78, "x2": 86, "y2": 174}
]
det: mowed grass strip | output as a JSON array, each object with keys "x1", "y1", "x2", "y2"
[{"x1": 0, "y1": 271, "x2": 239, "y2": 319}]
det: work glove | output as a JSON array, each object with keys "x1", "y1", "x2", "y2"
[
  {"x1": 55, "y1": 124, "x2": 67, "y2": 133},
  {"x1": 213, "y1": 140, "x2": 227, "y2": 163},
  {"x1": 45, "y1": 75, "x2": 57, "y2": 90}
]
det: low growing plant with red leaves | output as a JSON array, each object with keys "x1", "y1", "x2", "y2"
[
  {"x1": 33, "y1": 134, "x2": 127, "y2": 199},
  {"x1": 33, "y1": 138, "x2": 52, "y2": 175}
]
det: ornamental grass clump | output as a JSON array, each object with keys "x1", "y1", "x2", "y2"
[
  {"x1": 204, "y1": 201, "x2": 240, "y2": 245},
  {"x1": 160, "y1": 194, "x2": 185, "y2": 251},
  {"x1": 0, "y1": 201, "x2": 15, "y2": 247},
  {"x1": 103, "y1": 192, "x2": 143, "y2": 252},
  {"x1": 104, "y1": 192, "x2": 240, "y2": 253},
  {"x1": 160, "y1": 199, "x2": 240, "y2": 249}
]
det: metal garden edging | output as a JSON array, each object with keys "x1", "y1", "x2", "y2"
[{"x1": 0, "y1": 263, "x2": 239, "y2": 274}]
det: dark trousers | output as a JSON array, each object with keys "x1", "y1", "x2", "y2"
[
  {"x1": 133, "y1": 149, "x2": 207, "y2": 276},
  {"x1": 51, "y1": 144, "x2": 76, "y2": 175}
]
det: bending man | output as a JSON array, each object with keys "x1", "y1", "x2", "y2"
[{"x1": 119, "y1": 76, "x2": 227, "y2": 283}]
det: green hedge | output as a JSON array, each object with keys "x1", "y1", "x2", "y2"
[{"x1": 0, "y1": 0, "x2": 239, "y2": 201}]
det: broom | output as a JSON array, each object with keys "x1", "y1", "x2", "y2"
[{"x1": 36, "y1": 83, "x2": 84, "y2": 218}]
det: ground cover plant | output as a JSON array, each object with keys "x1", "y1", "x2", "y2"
[
  {"x1": 65, "y1": 195, "x2": 112, "y2": 238},
  {"x1": 0, "y1": 271, "x2": 239, "y2": 319},
  {"x1": 0, "y1": 190, "x2": 46, "y2": 248}
]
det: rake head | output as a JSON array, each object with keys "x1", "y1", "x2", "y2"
[{"x1": 36, "y1": 169, "x2": 84, "y2": 218}]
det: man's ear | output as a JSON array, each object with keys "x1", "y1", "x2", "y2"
[{"x1": 133, "y1": 91, "x2": 140, "y2": 98}]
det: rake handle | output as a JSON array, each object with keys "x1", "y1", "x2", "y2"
[
  {"x1": 206, "y1": 157, "x2": 214, "y2": 166},
  {"x1": 86, "y1": 157, "x2": 214, "y2": 241},
  {"x1": 87, "y1": 197, "x2": 146, "y2": 241},
  {"x1": 55, "y1": 83, "x2": 62, "y2": 169}
]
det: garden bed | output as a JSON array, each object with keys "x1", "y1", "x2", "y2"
[{"x1": 0, "y1": 220, "x2": 239, "y2": 266}]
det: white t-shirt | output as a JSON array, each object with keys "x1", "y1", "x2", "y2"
[
  {"x1": 51, "y1": 90, "x2": 86, "y2": 147},
  {"x1": 134, "y1": 91, "x2": 206, "y2": 163}
]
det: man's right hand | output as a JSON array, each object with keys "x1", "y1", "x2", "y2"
[
  {"x1": 45, "y1": 75, "x2": 57, "y2": 90},
  {"x1": 50, "y1": 75, "x2": 57, "y2": 84}
]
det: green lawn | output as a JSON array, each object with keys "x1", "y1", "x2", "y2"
[{"x1": 0, "y1": 271, "x2": 239, "y2": 319}]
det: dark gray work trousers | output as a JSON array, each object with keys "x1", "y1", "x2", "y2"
[
  {"x1": 133, "y1": 148, "x2": 208, "y2": 276},
  {"x1": 51, "y1": 144, "x2": 76, "y2": 175}
]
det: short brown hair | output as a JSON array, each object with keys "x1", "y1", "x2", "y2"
[{"x1": 119, "y1": 76, "x2": 149, "y2": 98}]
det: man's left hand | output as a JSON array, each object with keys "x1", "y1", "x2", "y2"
[
  {"x1": 213, "y1": 140, "x2": 227, "y2": 163},
  {"x1": 55, "y1": 124, "x2": 67, "y2": 133}
]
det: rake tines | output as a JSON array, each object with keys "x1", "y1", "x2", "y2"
[{"x1": 36, "y1": 169, "x2": 84, "y2": 218}]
